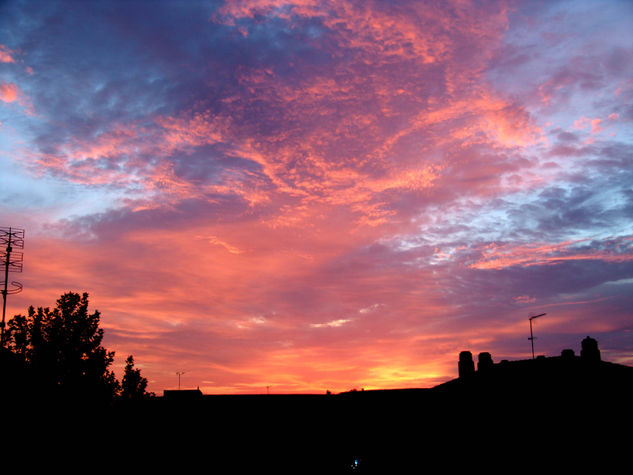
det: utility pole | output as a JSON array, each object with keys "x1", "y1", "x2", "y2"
[
  {"x1": 528, "y1": 313, "x2": 546, "y2": 359},
  {"x1": 1, "y1": 226, "x2": 25, "y2": 347}
]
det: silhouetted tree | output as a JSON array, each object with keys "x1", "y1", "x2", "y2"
[
  {"x1": 121, "y1": 355, "x2": 152, "y2": 400},
  {"x1": 5, "y1": 292, "x2": 119, "y2": 403}
]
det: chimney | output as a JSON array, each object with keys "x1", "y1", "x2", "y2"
[
  {"x1": 478, "y1": 352, "x2": 493, "y2": 373},
  {"x1": 580, "y1": 336, "x2": 601, "y2": 363},
  {"x1": 459, "y1": 351, "x2": 475, "y2": 379}
]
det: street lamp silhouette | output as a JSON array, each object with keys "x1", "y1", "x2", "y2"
[{"x1": 528, "y1": 313, "x2": 546, "y2": 359}]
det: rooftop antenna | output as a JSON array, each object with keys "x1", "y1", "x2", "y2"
[
  {"x1": 1, "y1": 226, "x2": 25, "y2": 347},
  {"x1": 528, "y1": 313, "x2": 546, "y2": 359},
  {"x1": 176, "y1": 371, "x2": 186, "y2": 390}
]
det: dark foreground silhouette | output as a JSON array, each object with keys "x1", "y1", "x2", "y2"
[{"x1": 2, "y1": 336, "x2": 632, "y2": 473}]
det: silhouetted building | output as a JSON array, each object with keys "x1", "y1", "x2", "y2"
[
  {"x1": 561, "y1": 348, "x2": 575, "y2": 360},
  {"x1": 454, "y1": 336, "x2": 621, "y2": 387},
  {"x1": 449, "y1": 336, "x2": 633, "y2": 401}
]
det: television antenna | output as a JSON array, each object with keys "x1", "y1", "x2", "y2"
[
  {"x1": 1, "y1": 226, "x2": 25, "y2": 347},
  {"x1": 528, "y1": 313, "x2": 546, "y2": 359},
  {"x1": 176, "y1": 371, "x2": 186, "y2": 390}
]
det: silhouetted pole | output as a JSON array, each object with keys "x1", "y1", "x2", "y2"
[
  {"x1": 1, "y1": 234, "x2": 9, "y2": 346},
  {"x1": 176, "y1": 371, "x2": 185, "y2": 390},
  {"x1": 1, "y1": 226, "x2": 25, "y2": 347},
  {"x1": 528, "y1": 313, "x2": 546, "y2": 359}
]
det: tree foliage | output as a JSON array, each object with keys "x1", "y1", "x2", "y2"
[
  {"x1": 121, "y1": 354, "x2": 152, "y2": 400},
  {"x1": 5, "y1": 292, "x2": 121, "y2": 403}
]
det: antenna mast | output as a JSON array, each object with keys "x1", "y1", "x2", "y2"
[
  {"x1": 528, "y1": 313, "x2": 546, "y2": 359},
  {"x1": 1, "y1": 226, "x2": 25, "y2": 347},
  {"x1": 176, "y1": 371, "x2": 186, "y2": 390}
]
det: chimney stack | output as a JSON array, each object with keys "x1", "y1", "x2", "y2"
[{"x1": 459, "y1": 351, "x2": 475, "y2": 379}]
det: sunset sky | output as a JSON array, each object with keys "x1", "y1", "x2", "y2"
[{"x1": 1, "y1": 0, "x2": 632, "y2": 394}]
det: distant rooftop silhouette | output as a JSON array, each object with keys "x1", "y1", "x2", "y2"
[
  {"x1": 439, "y1": 335, "x2": 633, "y2": 403},
  {"x1": 163, "y1": 388, "x2": 203, "y2": 400}
]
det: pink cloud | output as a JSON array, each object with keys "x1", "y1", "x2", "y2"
[
  {"x1": 468, "y1": 238, "x2": 633, "y2": 270},
  {"x1": 0, "y1": 81, "x2": 34, "y2": 114},
  {"x1": 24, "y1": 0, "x2": 539, "y2": 234},
  {"x1": 573, "y1": 116, "x2": 603, "y2": 134},
  {"x1": 514, "y1": 295, "x2": 536, "y2": 304},
  {"x1": 0, "y1": 44, "x2": 16, "y2": 63},
  {"x1": 0, "y1": 81, "x2": 19, "y2": 103}
]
